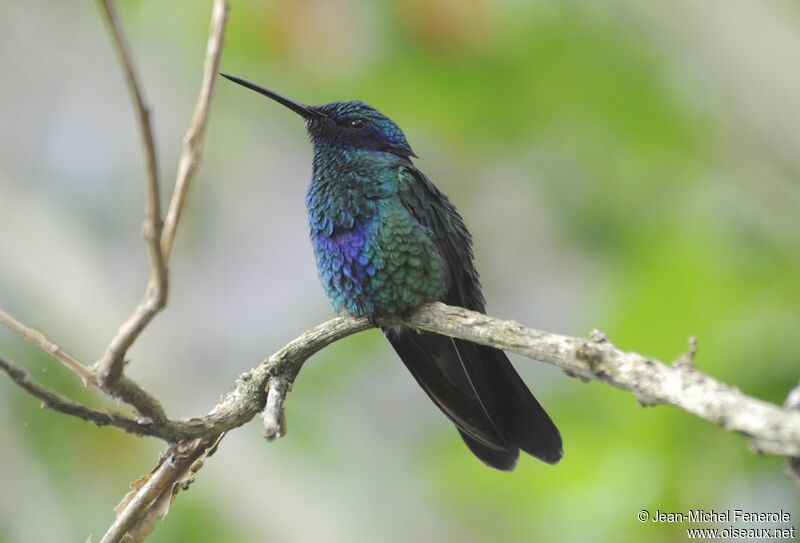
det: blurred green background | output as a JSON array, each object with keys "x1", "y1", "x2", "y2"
[{"x1": 1, "y1": 0, "x2": 799, "y2": 541}]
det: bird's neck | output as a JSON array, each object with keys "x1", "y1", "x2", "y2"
[
  {"x1": 311, "y1": 143, "x2": 405, "y2": 177},
  {"x1": 306, "y1": 145, "x2": 406, "y2": 237}
]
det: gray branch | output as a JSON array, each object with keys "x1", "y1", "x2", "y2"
[
  {"x1": 92, "y1": 0, "x2": 170, "y2": 426},
  {"x1": 100, "y1": 435, "x2": 223, "y2": 543},
  {"x1": 785, "y1": 381, "x2": 800, "y2": 488},
  {"x1": 5, "y1": 303, "x2": 798, "y2": 457},
  {"x1": 0, "y1": 356, "x2": 149, "y2": 435}
]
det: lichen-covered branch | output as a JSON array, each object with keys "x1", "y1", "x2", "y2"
[
  {"x1": 5, "y1": 303, "x2": 798, "y2": 457},
  {"x1": 786, "y1": 382, "x2": 800, "y2": 488},
  {"x1": 402, "y1": 303, "x2": 800, "y2": 456}
]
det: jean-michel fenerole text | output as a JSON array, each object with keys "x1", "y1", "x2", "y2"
[{"x1": 650, "y1": 509, "x2": 792, "y2": 524}]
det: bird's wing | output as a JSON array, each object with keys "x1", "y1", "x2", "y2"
[
  {"x1": 393, "y1": 164, "x2": 563, "y2": 467},
  {"x1": 390, "y1": 165, "x2": 517, "y2": 463},
  {"x1": 395, "y1": 165, "x2": 485, "y2": 311}
]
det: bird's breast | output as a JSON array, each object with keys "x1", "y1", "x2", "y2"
[
  {"x1": 309, "y1": 203, "x2": 446, "y2": 318},
  {"x1": 311, "y1": 218, "x2": 380, "y2": 316}
]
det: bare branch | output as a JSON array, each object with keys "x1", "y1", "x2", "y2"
[
  {"x1": 107, "y1": 376, "x2": 167, "y2": 422},
  {"x1": 0, "y1": 309, "x2": 98, "y2": 387},
  {"x1": 100, "y1": 435, "x2": 223, "y2": 543},
  {"x1": 0, "y1": 355, "x2": 147, "y2": 435},
  {"x1": 786, "y1": 382, "x2": 800, "y2": 489},
  {"x1": 2, "y1": 0, "x2": 226, "y2": 429},
  {"x1": 5, "y1": 304, "x2": 798, "y2": 459},
  {"x1": 1, "y1": 316, "x2": 369, "y2": 440},
  {"x1": 94, "y1": 0, "x2": 229, "y2": 407},
  {"x1": 0, "y1": 307, "x2": 165, "y2": 422},
  {"x1": 150, "y1": 314, "x2": 373, "y2": 442},
  {"x1": 95, "y1": 300, "x2": 167, "y2": 387},
  {"x1": 94, "y1": 0, "x2": 167, "y2": 387},
  {"x1": 161, "y1": 0, "x2": 229, "y2": 262},
  {"x1": 400, "y1": 303, "x2": 800, "y2": 456}
]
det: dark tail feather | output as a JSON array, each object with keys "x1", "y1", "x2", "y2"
[
  {"x1": 384, "y1": 326, "x2": 562, "y2": 469},
  {"x1": 384, "y1": 327, "x2": 512, "y2": 451},
  {"x1": 458, "y1": 430, "x2": 519, "y2": 471},
  {"x1": 461, "y1": 342, "x2": 563, "y2": 464}
]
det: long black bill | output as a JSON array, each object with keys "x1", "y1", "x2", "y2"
[{"x1": 220, "y1": 73, "x2": 325, "y2": 120}]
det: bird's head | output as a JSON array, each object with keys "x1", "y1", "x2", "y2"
[{"x1": 221, "y1": 74, "x2": 415, "y2": 158}]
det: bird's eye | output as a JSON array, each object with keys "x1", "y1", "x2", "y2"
[{"x1": 349, "y1": 119, "x2": 365, "y2": 129}]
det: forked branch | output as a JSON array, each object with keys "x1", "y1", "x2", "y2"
[
  {"x1": 93, "y1": 0, "x2": 168, "y2": 392},
  {"x1": 90, "y1": 0, "x2": 228, "y2": 423}
]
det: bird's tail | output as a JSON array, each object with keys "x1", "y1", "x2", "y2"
[{"x1": 384, "y1": 326, "x2": 563, "y2": 470}]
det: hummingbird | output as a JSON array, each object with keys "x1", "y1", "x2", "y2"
[{"x1": 221, "y1": 73, "x2": 563, "y2": 470}]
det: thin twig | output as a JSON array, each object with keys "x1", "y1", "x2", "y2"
[
  {"x1": 0, "y1": 309, "x2": 98, "y2": 387},
  {"x1": 0, "y1": 310, "x2": 165, "y2": 420},
  {"x1": 94, "y1": 0, "x2": 167, "y2": 387},
  {"x1": 161, "y1": 0, "x2": 229, "y2": 261},
  {"x1": 0, "y1": 355, "x2": 146, "y2": 434}
]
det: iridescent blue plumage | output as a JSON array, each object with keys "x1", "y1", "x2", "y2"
[
  {"x1": 306, "y1": 137, "x2": 445, "y2": 316},
  {"x1": 222, "y1": 73, "x2": 563, "y2": 470}
]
